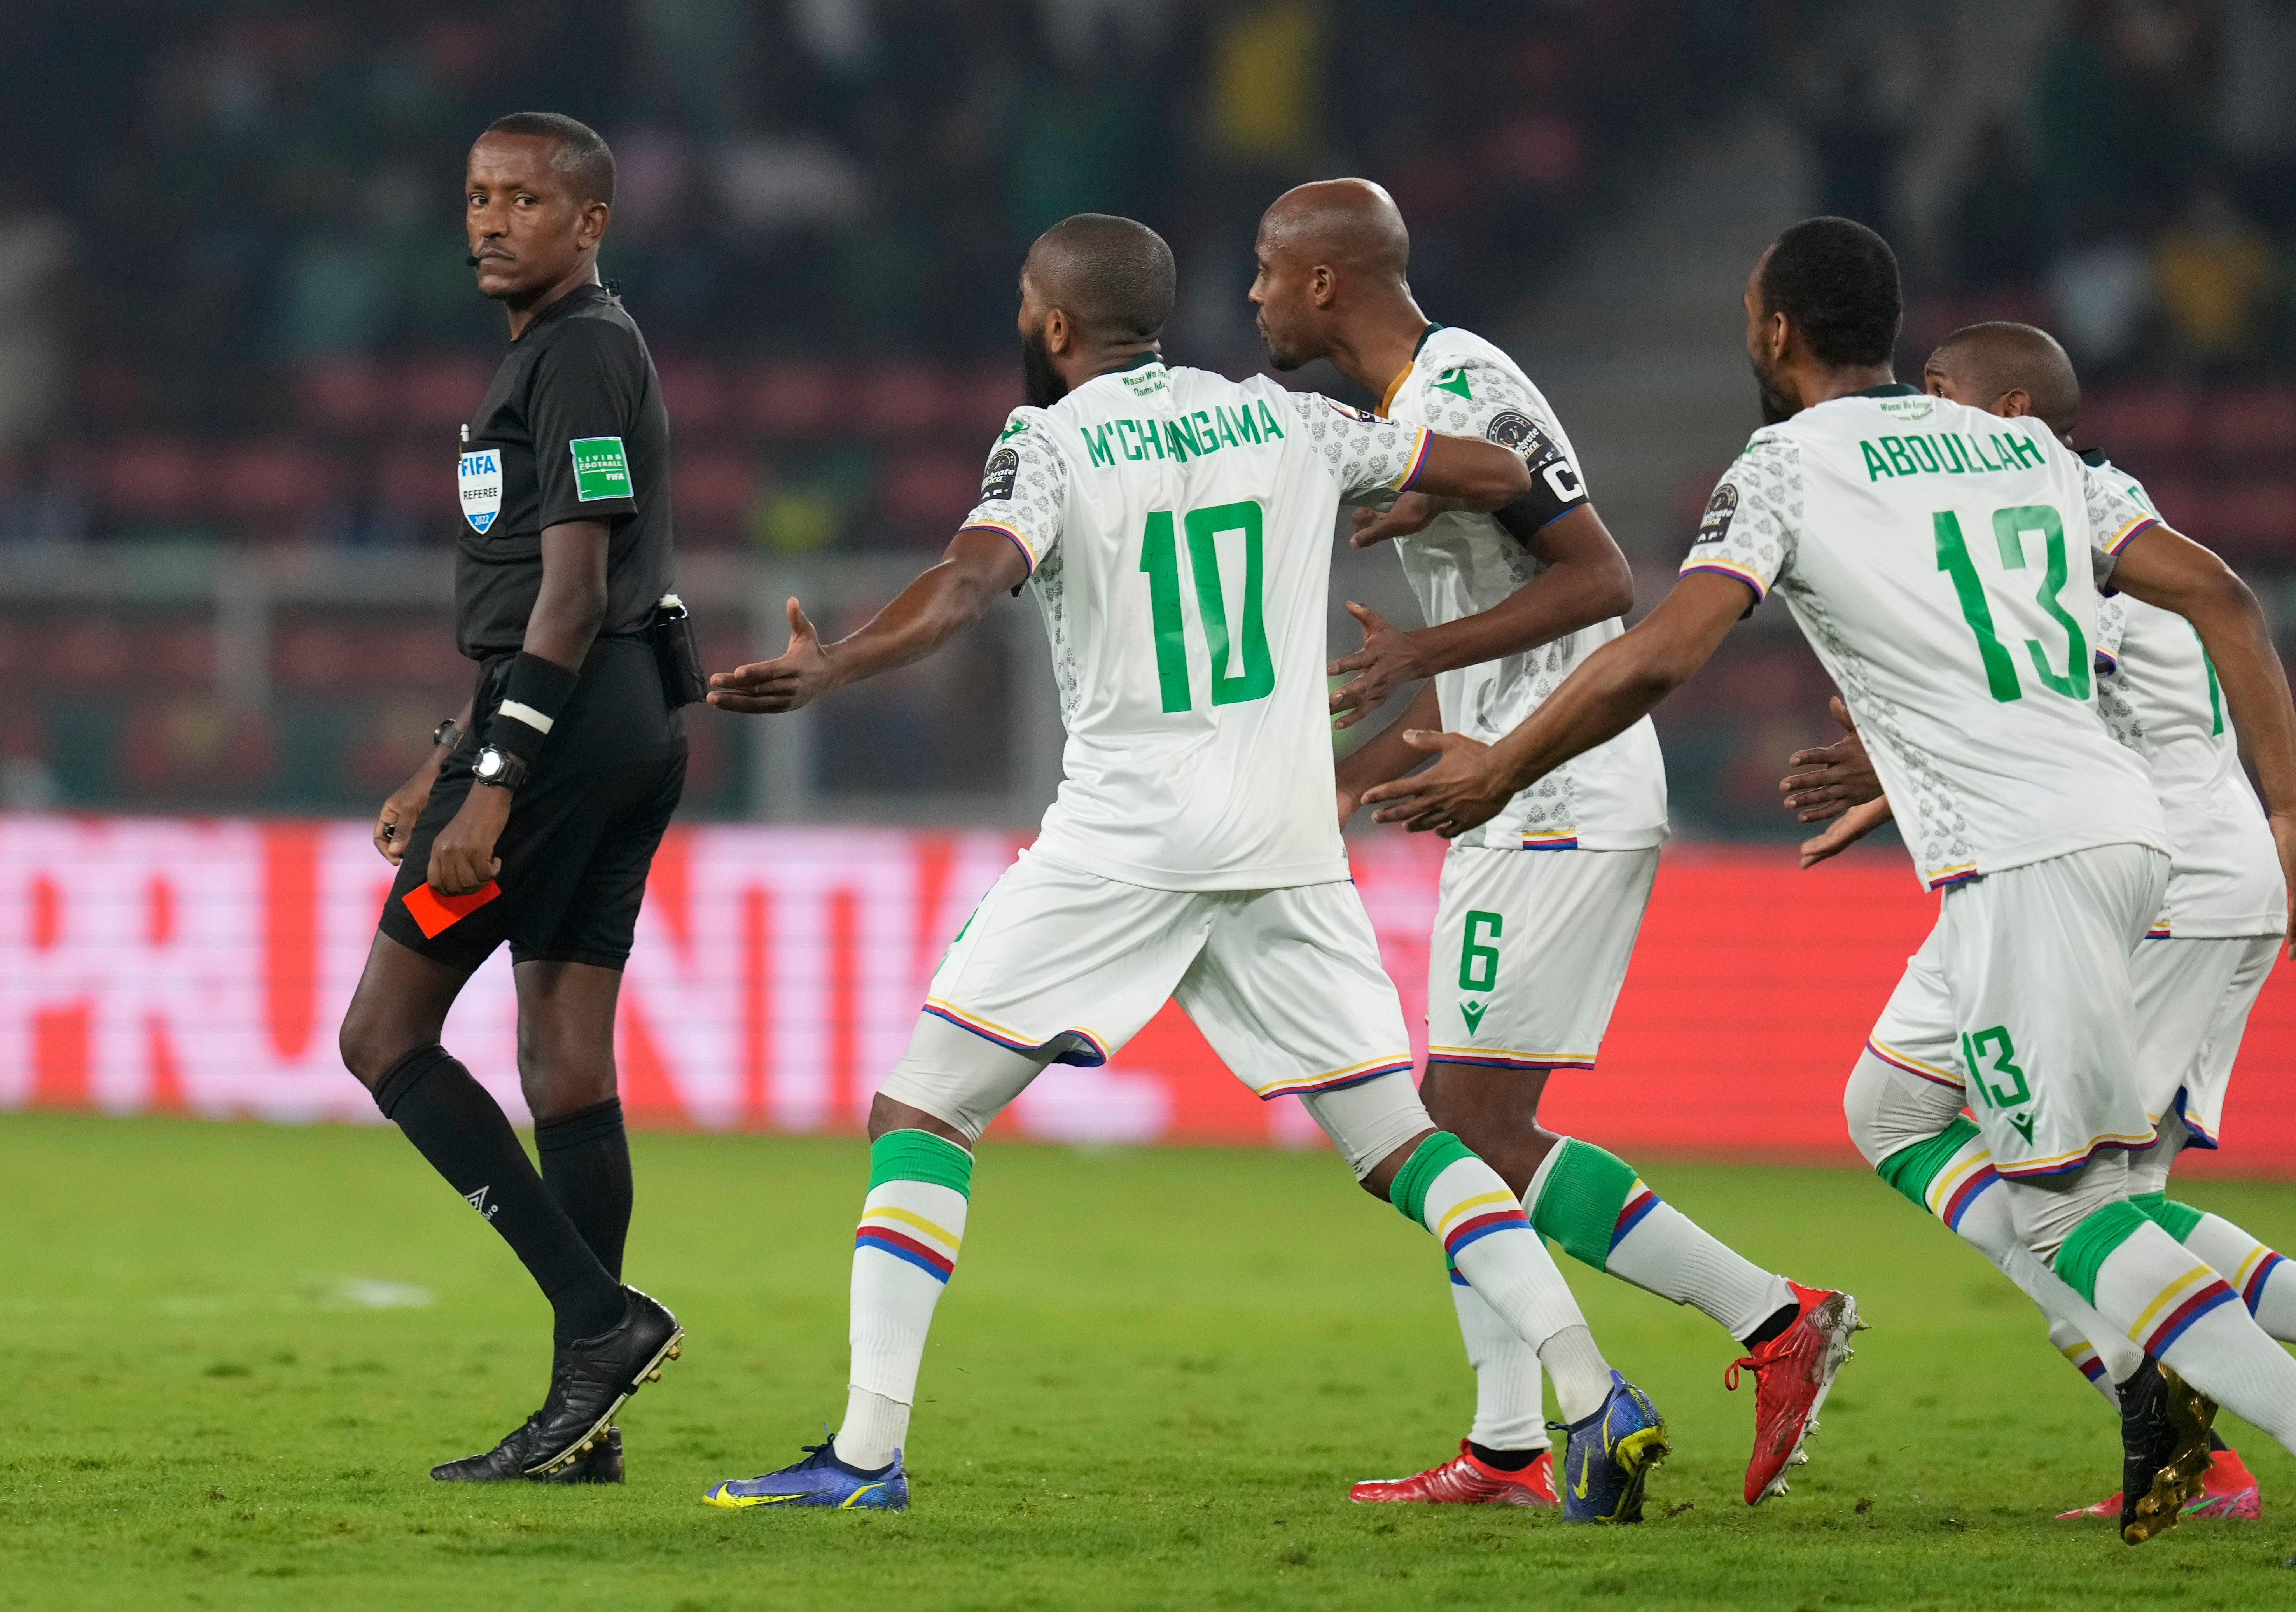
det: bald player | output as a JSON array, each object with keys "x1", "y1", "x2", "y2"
[
  {"x1": 1785, "y1": 320, "x2": 2289, "y2": 1525},
  {"x1": 1249, "y1": 179, "x2": 1857, "y2": 1511},
  {"x1": 700, "y1": 214, "x2": 1673, "y2": 1520}
]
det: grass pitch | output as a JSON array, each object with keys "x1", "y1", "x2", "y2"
[{"x1": 3, "y1": 1114, "x2": 2293, "y2": 1610}]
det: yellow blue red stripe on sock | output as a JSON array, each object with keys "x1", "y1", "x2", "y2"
[
  {"x1": 2132, "y1": 1264, "x2": 2241, "y2": 1355},
  {"x1": 1436, "y1": 1189, "x2": 1533, "y2": 1261},
  {"x1": 1609, "y1": 1182, "x2": 1660, "y2": 1252}
]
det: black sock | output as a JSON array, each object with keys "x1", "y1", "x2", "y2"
[
  {"x1": 536, "y1": 1097, "x2": 632, "y2": 1283},
  {"x1": 373, "y1": 1046, "x2": 625, "y2": 1343},
  {"x1": 1741, "y1": 1302, "x2": 1799, "y2": 1350},
  {"x1": 1467, "y1": 1441, "x2": 1541, "y2": 1472},
  {"x1": 2207, "y1": 1427, "x2": 2230, "y2": 1453}
]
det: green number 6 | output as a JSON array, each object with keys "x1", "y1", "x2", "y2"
[{"x1": 1458, "y1": 910, "x2": 1503, "y2": 992}]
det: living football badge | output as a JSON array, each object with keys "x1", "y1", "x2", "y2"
[{"x1": 459, "y1": 448, "x2": 503, "y2": 535}]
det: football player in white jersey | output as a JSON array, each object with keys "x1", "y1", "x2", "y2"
[
  {"x1": 1248, "y1": 178, "x2": 1857, "y2": 1511},
  {"x1": 698, "y1": 214, "x2": 1671, "y2": 1519},
  {"x1": 1361, "y1": 217, "x2": 2296, "y2": 1545},
  {"x1": 1780, "y1": 320, "x2": 2290, "y2": 1528}
]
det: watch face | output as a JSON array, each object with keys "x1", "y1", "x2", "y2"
[{"x1": 477, "y1": 750, "x2": 502, "y2": 778}]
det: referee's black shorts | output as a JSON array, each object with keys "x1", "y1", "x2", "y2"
[{"x1": 380, "y1": 637, "x2": 687, "y2": 974}]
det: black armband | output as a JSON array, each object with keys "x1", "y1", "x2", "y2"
[
  {"x1": 482, "y1": 651, "x2": 581, "y2": 767},
  {"x1": 1484, "y1": 408, "x2": 1587, "y2": 538}
]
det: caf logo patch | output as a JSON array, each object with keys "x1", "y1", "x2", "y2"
[
  {"x1": 981, "y1": 446, "x2": 1019, "y2": 502},
  {"x1": 458, "y1": 449, "x2": 503, "y2": 535},
  {"x1": 1486, "y1": 410, "x2": 1541, "y2": 451},
  {"x1": 1696, "y1": 483, "x2": 1737, "y2": 545}
]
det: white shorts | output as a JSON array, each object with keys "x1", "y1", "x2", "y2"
[
  {"x1": 2127, "y1": 930, "x2": 2278, "y2": 1150},
  {"x1": 1868, "y1": 844, "x2": 2167, "y2": 1179},
  {"x1": 1868, "y1": 892, "x2": 2276, "y2": 1160},
  {"x1": 1423, "y1": 844, "x2": 1658, "y2": 1072},
  {"x1": 908, "y1": 848, "x2": 1414, "y2": 1100}
]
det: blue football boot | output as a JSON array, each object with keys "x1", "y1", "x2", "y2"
[
  {"x1": 1560, "y1": 1371, "x2": 1670, "y2": 1524},
  {"x1": 703, "y1": 1441, "x2": 909, "y2": 1511}
]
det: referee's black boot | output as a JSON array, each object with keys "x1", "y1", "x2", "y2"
[
  {"x1": 428, "y1": 1287, "x2": 682, "y2": 1483},
  {"x1": 432, "y1": 1421, "x2": 624, "y2": 1484},
  {"x1": 534, "y1": 1424, "x2": 623, "y2": 1484}
]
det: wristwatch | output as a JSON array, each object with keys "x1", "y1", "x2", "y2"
[
  {"x1": 473, "y1": 745, "x2": 530, "y2": 791},
  {"x1": 432, "y1": 717, "x2": 462, "y2": 750}
]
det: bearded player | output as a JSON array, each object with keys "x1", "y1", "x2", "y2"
[
  {"x1": 1249, "y1": 178, "x2": 1857, "y2": 1509},
  {"x1": 1782, "y1": 320, "x2": 2289, "y2": 1528},
  {"x1": 699, "y1": 214, "x2": 1670, "y2": 1520},
  {"x1": 1362, "y1": 217, "x2": 2296, "y2": 1546}
]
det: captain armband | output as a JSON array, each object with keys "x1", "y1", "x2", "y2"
[{"x1": 481, "y1": 651, "x2": 582, "y2": 768}]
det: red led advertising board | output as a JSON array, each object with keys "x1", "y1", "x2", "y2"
[{"x1": 1, "y1": 819, "x2": 2286, "y2": 1176}]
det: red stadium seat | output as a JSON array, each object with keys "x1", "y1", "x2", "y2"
[
  {"x1": 373, "y1": 443, "x2": 458, "y2": 520},
  {"x1": 953, "y1": 362, "x2": 1021, "y2": 436},
  {"x1": 2080, "y1": 384, "x2": 2199, "y2": 460},
  {"x1": 2202, "y1": 387, "x2": 2296, "y2": 463},
  {"x1": 294, "y1": 360, "x2": 386, "y2": 435},
  {"x1": 856, "y1": 365, "x2": 948, "y2": 436},
  {"x1": 98, "y1": 437, "x2": 206, "y2": 519},
  {"x1": 878, "y1": 452, "x2": 981, "y2": 528},
  {"x1": 396, "y1": 356, "x2": 496, "y2": 432},
  {"x1": 275, "y1": 624, "x2": 357, "y2": 690},
  {"x1": 654, "y1": 358, "x2": 729, "y2": 435},
  {"x1": 213, "y1": 440, "x2": 343, "y2": 526},
  {"x1": 740, "y1": 362, "x2": 837, "y2": 435},
  {"x1": 671, "y1": 451, "x2": 759, "y2": 528},
  {"x1": 2207, "y1": 479, "x2": 2296, "y2": 554}
]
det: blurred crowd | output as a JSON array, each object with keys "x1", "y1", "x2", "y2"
[
  {"x1": 1, "y1": 1, "x2": 2289, "y2": 825},
  {"x1": 0, "y1": 0, "x2": 1731, "y2": 552},
  {"x1": 1789, "y1": 0, "x2": 2296, "y2": 568}
]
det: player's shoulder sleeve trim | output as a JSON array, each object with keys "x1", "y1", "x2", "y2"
[
  {"x1": 960, "y1": 407, "x2": 1064, "y2": 576},
  {"x1": 1678, "y1": 558, "x2": 1770, "y2": 603},
  {"x1": 957, "y1": 519, "x2": 1040, "y2": 574},
  {"x1": 1390, "y1": 427, "x2": 1434, "y2": 490},
  {"x1": 2103, "y1": 514, "x2": 2160, "y2": 555}
]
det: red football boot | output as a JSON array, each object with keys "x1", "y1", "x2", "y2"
[
  {"x1": 1725, "y1": 1282, "x2": 1863, "y2": 1505},
  {"x1": 2057, "y1": 1447, "x2": 2263, "y2": 1523},
  {"x1": 1349, "y1": 1442, "x2": 1558, "y2": 1507}
]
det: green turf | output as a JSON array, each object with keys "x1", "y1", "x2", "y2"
[{"x1": 3, "y1": 1113, "x2": 2293, "y2": 1610}]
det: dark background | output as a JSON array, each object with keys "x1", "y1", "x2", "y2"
[{"x1": 0, "y1": 0, "x2": 2287, "y2": 830}]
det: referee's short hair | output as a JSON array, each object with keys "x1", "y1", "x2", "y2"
[
  {"x1": 1760, "y1": 217, "x2": 1902, "y2": 367},
  {"x1": 483, "y1": 112, "x2": 616, "y2": 208}
]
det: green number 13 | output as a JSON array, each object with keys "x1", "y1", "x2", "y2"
[
  {"x1": 1934, "y1": 503, "x2": 2090, "y2": 705},
  {"x1": 1140, "y1": 500, "x2": 1275, "y2": 713}
]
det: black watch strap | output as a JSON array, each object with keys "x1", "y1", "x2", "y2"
[{"x1": 473, "y1": 745, "x2": 530, "y2": 790}]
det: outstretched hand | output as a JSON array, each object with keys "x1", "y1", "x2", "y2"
[
  {"x1": 708, "y1": 598, "x2": 836, "y2": 715},
  {"x1": 1349, "y1": 493, "x2": 1459, "y2": 549},
  {"x1": 1799, "y1": 795, "x2": 1893, "y2": 869},
  {"x1": 1360, "y1": 729, "x2": 1509, "y2": 837},
  {"x1": 1328, "y1": 601, "x2": 1430, "y2": 729},
  {"x1": 1778, "y1": 696, "x2": 1882, "y2": 823}
]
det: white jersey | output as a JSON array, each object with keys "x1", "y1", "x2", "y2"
[
  {"x1": 1682, "y1": 385, "x2": 2167, "y2": 891},
  {"x1": 960, "y1": 356, "x2": 1430, "y2": 890},
  {"x1": 1380, "y1": 325, "x2": 1667, "y2": 851},
  {"x1": 2089, "y1": 456, "x2": 2285, "y2": 938}
]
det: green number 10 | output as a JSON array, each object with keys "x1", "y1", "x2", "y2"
[
  {"x1": 1934, "y1": 502, "x2": 2089, "y2": 705},
  {"x1": 1140, "y1": 500, "x2": 1275, "y2": 713}
]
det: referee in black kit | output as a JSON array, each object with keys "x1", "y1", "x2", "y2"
[{"x1": 338, "y1": 113, "x2": 696, "y2": 1484}]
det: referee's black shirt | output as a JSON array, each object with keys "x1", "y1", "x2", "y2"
[{"x1": 454, "y1": 282, "x2": 673, "y2": 660}]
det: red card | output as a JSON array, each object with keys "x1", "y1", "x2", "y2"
[{"x1": 402, "y1": 880, "x2": 502, "y2": 939}]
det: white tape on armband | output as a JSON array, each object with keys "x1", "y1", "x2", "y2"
[{"x1": 498, "y1": 700, "x2": 555, "y2": 735}]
